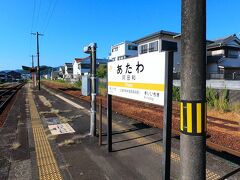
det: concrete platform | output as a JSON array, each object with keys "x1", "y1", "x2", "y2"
[{"x1": 0, "y1": 83, "x2": 239, "y2": 180}]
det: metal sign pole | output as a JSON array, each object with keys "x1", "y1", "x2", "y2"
[
  {"x1": 107, "y1": 94, "x2": 112, "y2": 152},
  {"x1": 85, "y1": 43, "x2": 97, "y2": 137},
  {"x1": 98, "y1": 98, "x2": 103, "y2": 146},
  {"x1": 90, "y1": 44, "x2": 97, "y2": 136},
  {"x1": 162, "y1": 51, "x2": 174, "y2": 180}
]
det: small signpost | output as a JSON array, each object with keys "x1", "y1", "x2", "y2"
[{"x1": 107, "y1": 39, "x2": 177, "y2": 179}]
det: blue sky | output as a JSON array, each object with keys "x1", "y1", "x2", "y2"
[{"x1": 0, "y1": 0, "x2": 240, "y2": 70}]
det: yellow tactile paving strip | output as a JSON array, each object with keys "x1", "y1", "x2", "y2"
[{"x1": 28, "y1": 87, "x2": 62, "y2": 180}]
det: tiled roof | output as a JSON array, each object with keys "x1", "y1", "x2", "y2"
[
  {"x1": 81, "y1": 58, "x2": 108, "y2": 65},
  {"x1": 207, "y1": 34, "x2": 240, "y2": 49},
  {"x1": 133, "y1": 30, "x2": 180, "y2": 43},
  {"x1": 218, "y1": 57, "x2": 240, "y2": 68},
  {"x1": 65, "y1": 63, "x2": 73, "y2": 67}
]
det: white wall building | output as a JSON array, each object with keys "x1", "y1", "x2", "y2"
[
  {"x1": 133, "y1": 30, "x2": 181, "y2": 73},
  {"x1": 109, "y1": 30, "x2": 181, "y2": 73},
  {"x1": 73, "y1": 58, "x2": 82, "y2": 79},
  {"x1": 109, "y1": 41, "x2": 138, "y2": 61},
  {"x1": 73, "y1": 57, "x2": 91, "y2": 79},
  {"x1": 72, "y1": 57, "x2": 108, "y2": 79},
  {"x1": 59, "y1": 66, "x2": 65, "y2": 79},
  {"x1": 64, "y1": 63, "x2": 73, "y2": 79}
]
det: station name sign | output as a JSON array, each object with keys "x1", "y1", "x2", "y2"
[{"x1": 108, "y1": 52, "x2": 166, "y2": 105}]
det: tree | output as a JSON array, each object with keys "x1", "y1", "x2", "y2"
[{"x1": 96, "y1": 64, "x2": 107, "y2": 78}]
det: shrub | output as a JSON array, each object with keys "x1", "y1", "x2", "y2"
[
  {"x1": 216, "y1": 89, "x2": 229, "y2": 112},
  {"x1": 96, "y1": 64, "x2": 107, "y2": 78},
  {"x1": 231, "y1": 103, "x2": 240, "y2": 113},
  {"x1": 206, "y1": 87, "x2": 218, "y2": 108},
  {"x1": 56, "y1": 79, "x2": 65, "y2": 83},
  {"x1": 99, "y1": 88, "x2": 107, "y2": 97},
  {"x1": 74, "y1": 81, "x2": 82, "y2": 89},
  {"x1": 172, "y1": 86, "x2": 180, "y2": 101}
]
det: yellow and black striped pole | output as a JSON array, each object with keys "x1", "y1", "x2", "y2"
[
  {"x1": 180, "y1": 0, "x2": 206, "y2": 179},
  {"x1": 180, "y1": 101, "x2": 207, "y2": 135}
]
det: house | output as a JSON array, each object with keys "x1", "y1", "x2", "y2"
[
  {"x1": 207, "y1": 34, "x2": 240, "y2": 79},
  {"x1": 59, "y1": 66, "x2": 65, "y2": 79},
  {"x1": 43, "y1": 74, "x2": 51, "y2": 79},
  {"x1": 64, "y1": 63, "x2": 73, "y2": 79},
  {"x1": 51, "y1": 71, "x2": 59, "y2": 80},
  {"x1": 133, "y1": 30, "x2": 181, "y2": 73},
  {"x1": 7, "y1": 71, "x2": 22, "y2": 81},
  {"x1": 109, "y1": 30, "x2": 181, "y2": 73},
  {"x1": 72, "y1": 57, "x2": 90, "y2": 79},
  {"x1": 0, "y1": 71, "x2": 7, "y2": 82},
  {"x1": 109, "y1": 41, "x2": 138, "y2": 61},
  {"x1": 72, "y1": 57, "x2": 108, "y2": 79}
]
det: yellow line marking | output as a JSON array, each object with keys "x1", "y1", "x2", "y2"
[
  {"x1": 187, "y1": 103, "x2": 192, "y2": 133},
  {"x1": 197, "y1": 103, "x2": 202, "y2": 133},
  {"x1": 28, "y1": 87, "x2": 62, "y2": 180},
  {"x1": 180, "y1": 102, "x2": 183, "y2": 131},
  {"x1": 108, "y1": 81, "x2": 164, "y2": 91}
]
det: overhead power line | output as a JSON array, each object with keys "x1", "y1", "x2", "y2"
[
  {"x1": 42, "y1": 0, "x2": 58, "y2": 33},
  {"x1": 35, "y1": 0, "x2": 42, "y2": 31},
  {"x1": 30, "y1": 0, "x2": 36, "y2": 32}
]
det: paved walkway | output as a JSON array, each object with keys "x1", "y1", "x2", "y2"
[{"x1": 1, "y1": 84, "x2": 239, "y2": 179}]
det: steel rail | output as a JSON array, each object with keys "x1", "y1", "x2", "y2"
[
  {"x1": 0, "y1": 83, "x2": 25, "y2": 114},
  {"x1": 42, "y1": 83, "x2": 240, "y2": 157}
]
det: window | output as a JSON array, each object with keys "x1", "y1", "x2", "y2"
[
  {"x1": 149, "y1": 41, "x2": 158, "y2": 52},
  {"x1": 139, "y1": 44, "x2": 148, "y2": 54},
  {"x1": 228, "y1": 50, "x2": 239, "y2": 58},
  {"x1": 117, "y1": 56, "x2": 125, "y2": 60},
  {"x1": 112, "y1": 47, "x2": 118, "y2": 52},
  {"x1": 128, "y1": 45, "x2": 138, "y2": 51}
]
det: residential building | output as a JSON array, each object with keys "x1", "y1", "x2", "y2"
[
  {"x1": 7, "y1": 71, "x2": 22, "y2": 80},
  {"x1": 207, "y1": 34, "x2": 240, "y2": 79},
  {"x1": 0, "y1": 71, "x2": 7, "y2": 82},
  {"x1": 133, "y1": 30, "x2": 181, "y2": 73},
  {"x1": 51, "y1": 71, "x2": 59, "y2": 80},
  {"x1": 109, "y1": 41, "x2": 138, "y2": 61},
  {"x1": 109, "y1": 30, "x2": 181, "y2": 73},
  {"x1": 73, "y1": 57, "x2": 90, "y2": 79},
  {"x1": 72, "y1": 57, "x2": 108, "y2": 79},
  {"x1": 59, "y1": 66, "x2": 65, "y2": 79},
  {"x1": 64, "y1": 63, "x2": 73, "y2": 79}
]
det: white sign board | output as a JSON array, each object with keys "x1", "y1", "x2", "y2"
[
  {"x1": 108, "y1": 52, "x2": 166, "y2": 105},
  {"x1": 48, "y1": 123, "x2": 75, "y2": 135}
]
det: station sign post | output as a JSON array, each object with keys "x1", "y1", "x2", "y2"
[
  {"x1": 161, "y1": 41, "x2": 177, "y2": 180},
  {"x1": 107, "y1": 40, "x2": 177, "y2": 179}
]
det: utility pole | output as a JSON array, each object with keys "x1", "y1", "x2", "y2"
[
  {"x1": 31, "y1": 55, "x2": 35, "y2": 87},
  {"x1": 31, "y1": 32, "x2": 43, "y2": 90},
  {"x1": 180, "y1": 0, "x2": 206, "y2": 180}
]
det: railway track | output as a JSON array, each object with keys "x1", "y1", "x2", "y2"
[
  {"x1": 113, "y1": 97, "x2": 239, "y2": 132},
  {"x1": 0, "y1": 83, "x2": 25, "y2": 126},
  {"x1": 42, "y1": 82, "x2": 240, "y2": 157}
]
